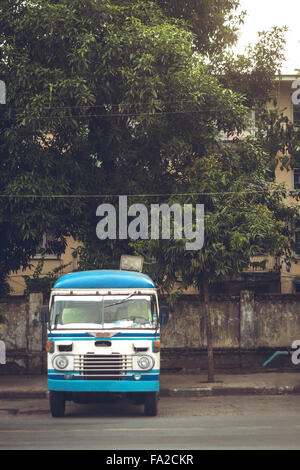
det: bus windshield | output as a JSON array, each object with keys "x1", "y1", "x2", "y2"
[{"x1": 51, "y1": 295, "x2": 157, "y2": 329}]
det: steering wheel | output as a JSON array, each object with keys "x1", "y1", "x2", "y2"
[{"x1": 118, "y1": 316, "x2": 148, "y2": 323}]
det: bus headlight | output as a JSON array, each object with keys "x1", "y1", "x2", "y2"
[
  {"x1": 133, "y1": 355, "x2": 154, "y2": 371},
  {"x1": 52, "y1": 355, "x2": 74, "y2": 371}
]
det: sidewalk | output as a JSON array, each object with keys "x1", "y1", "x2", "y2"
[{"x1": 0, "y1": 372, "x2": 299, "y2": 399}]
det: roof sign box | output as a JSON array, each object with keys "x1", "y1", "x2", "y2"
[{"x1": 120, "y1": 255, "x2": 144, "y2": 272}]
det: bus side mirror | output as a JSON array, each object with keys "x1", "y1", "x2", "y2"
[
  {"x1": 160, "y1": 305, "x2": 169, "y2": 327},
  {"x1": 41, "y1": 305, "x2": 50, "y2": 326}
]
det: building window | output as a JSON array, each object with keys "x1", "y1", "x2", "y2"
[
  {"x1": 293, "y1": 168, "x2": 300, "y2": 190},
  {"x1": 33, "y1": 233, "x2": 59, "y2": 259},
  {"x1": 294, "y1": 221, "x2": 300, "y2": 257},
  {"x1": 249, "y1": 109, "x2": 256, "y2": 124},
  {"x1": 293, "y1": 104, "x2": 300, "y2": 127},
  {"x1": 294, "y1": 282, "x2": 300, "y2": 294}
]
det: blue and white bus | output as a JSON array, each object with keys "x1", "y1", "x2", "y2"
[{"x1": 44, "y1": 270, "x2": 168, "y2": 417}]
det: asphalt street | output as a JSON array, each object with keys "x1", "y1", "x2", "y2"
[{"x1": 0, "y1": 395, "x2": 300, "y2": 450}]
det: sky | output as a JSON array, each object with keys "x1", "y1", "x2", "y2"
[{"x1": 235, "y1": 0, "x2": 300, "y2": 74}]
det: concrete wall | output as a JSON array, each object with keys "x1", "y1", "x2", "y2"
[
  {"x1": 160, "y1": 292, "x2": 300, "y2": 373},
  {"x1": 1, "y1": 291, "x2": 300, "y2": 374},
  {"x1": 0, "y1": 293, "x2": 45, "y2": 374},
  {"x1": 161, "y1": 295, "x2": 240, "y2": 349}
]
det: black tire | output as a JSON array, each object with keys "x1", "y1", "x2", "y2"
[
  {"x1": 144, "y1": 392, "x2": 158, "y2": 416},
  {"x1": 49, "y1": 391, "x2": 66, "y2": 417}
]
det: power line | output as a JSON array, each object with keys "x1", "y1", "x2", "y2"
[
  {"x1": 3, "y1": 93, "x2": 277, "y2": 113},
  {"x1": 0, "y1": 104, "x2": 285, "y2": 121},
  {"x1": 32, "y1": 110, "x2": 216, "y2": 119},
  {"x1": 7, "y1": 99, "x2": 209, "y2": 111},
  {"x1": 0, "y1": 108, "x2": 233, "y2": 121},
  {"x1": 0, "y1": 97, "x2": 252, "y2": 116},
  {"x1": 0, "y1": 190, "x2": 280, "y2": 198},
  {"x1": 0, "y1": 93, "x2": 283, "y2": 121}
]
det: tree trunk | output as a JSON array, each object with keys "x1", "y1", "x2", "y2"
[{"x1": 202, "y1": 279, "x2": 214, "y2": 382}]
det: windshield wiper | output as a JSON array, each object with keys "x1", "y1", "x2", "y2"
[{"x1": 104, "y1": 292, "x2": 136, "y2": 309}]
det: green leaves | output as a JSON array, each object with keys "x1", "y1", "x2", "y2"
[
  {"x1": 132, "y1": 140, "x2": 299, "y2": 296},
  {"x1": 0, "y1": 0, "x2": 298, "y2": 300},
  {"x1": 157, "y1": 0, "x2": 243, "y2": 58},
  {"x1": 23, "y1": 257, "x2": 71, "y2": 300}
]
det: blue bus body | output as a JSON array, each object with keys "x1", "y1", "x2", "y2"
[{"x1": 46, "y1": 270, "x2": 162, "y2": 417}]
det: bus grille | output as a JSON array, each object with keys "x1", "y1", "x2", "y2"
[{"x1": 74, "y1": 353, "x2": 132, "y2": 380}]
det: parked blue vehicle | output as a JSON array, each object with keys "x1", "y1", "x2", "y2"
[{"x1": 43, "y1": 270, "x2": 168, "y2": 417}]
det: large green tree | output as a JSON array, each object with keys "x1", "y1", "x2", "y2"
[
  {"x1": 0, "y1": 0, "x2": 249, "y2": 291},
  {"x1": 132, "y1": 141, "x2": 299, "y2": 381},
  {"x1": 1, "y1": 0, "x2": 299, "y2": 381}
]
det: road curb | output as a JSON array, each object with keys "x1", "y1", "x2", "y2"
[
  {"x1": 160, "y1": 385, "x2": 300, "y2": 397},
  {"x1": 1, "y1": 386, "x2": 300, "y2": 399},
  {"x1": 0, "y1": 391, "x2": 48, "y2": 399}
]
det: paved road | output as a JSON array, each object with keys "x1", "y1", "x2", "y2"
[{"x1": 0, "y1": 395, "x2": 299, "y2": 450}]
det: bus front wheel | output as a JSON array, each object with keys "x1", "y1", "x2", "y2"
[
  {"x1": 144, "y1": 392, "x2": 158, "y2": 416},
  {"x1": 49, "y1": 391, "x2": 65, "y2": 417}
]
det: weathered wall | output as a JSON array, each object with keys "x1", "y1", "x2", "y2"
[
  {"x1": 254, "y1": 295, "x2": 300, "y2": 348},
  {"x1": 0, "y1": 291, "x2": 300, "y2": 374},
  {"x1": 160, "y1": 292, "x2": 300, "y2": 373},
  {"x1": 161, "y1": 295, "x2": 240, "y2": 349},
  {"x1": 0, "y1": 293, "x2": 45, "y2": 374}
]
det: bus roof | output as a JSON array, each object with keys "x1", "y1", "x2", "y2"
[{"x1": 53, "y1": 270, "x2": 156, "y2": 290}]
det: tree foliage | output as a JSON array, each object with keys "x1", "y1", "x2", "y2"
[
  {"x1": 23, "y1": 257, "x2": 71, "y2": 301},
  {"x1": 213, "y1": 26, "x2": 288, "y2": 107},
  {"x1": 1, "y1": 0, "x2": 299, "y2": 381},
  {"x1": 157, "y1": 0, "x2": 244, "y2": 57},
  {"x1": 0, "y1": 0, "x2": 251, "y2": 292},
  {"x1": 131, "y1": 137, "x2": 299, "y2": 381},
  {"x1": 0, "y1": 0, "x2": 299, "y2": 305},
  {"x1": 133, "y1": 142, "x2": 298, "y2": 292}
]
